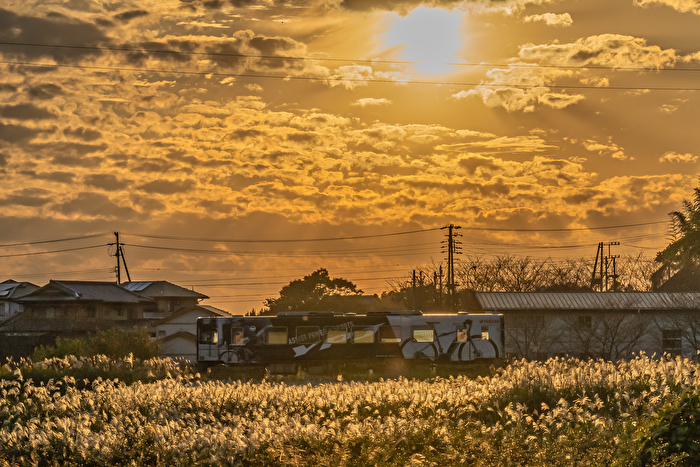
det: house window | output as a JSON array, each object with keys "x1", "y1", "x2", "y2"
[
  {"x1": 662, "y1": 329, "x2": 682, "y2": 356},
  {"x1": 353, "y1": 327, "x2": 375, "y2": 344},
  {"x1": 324, "y1": 327, "x2": 347, "y2": 344},
  {"x1": 379, "y1": 325, "x2": 402, "y2": 344},
  {"x1": 578, "y1": 316, "x2": 592, "y2": 329},
  {"x1": 158, "y1": 330, "x2": 166, "y2": 338},
  {"x1": 266, "y1": 327, "x2": 288, "y2": 345}
]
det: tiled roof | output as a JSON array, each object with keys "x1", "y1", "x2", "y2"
[
  {"x1": 151, "y1": 305, "x2": 231, "y2": 325},
  {"x1": 121, "y1": 281, "x2": 209, "y2": 299},
  {"x1": 0, "y1": 281, "x2": 39, "y2": 299},
  {"x1": 18, "y1": 280, "x2": 151, "y2": 303}
]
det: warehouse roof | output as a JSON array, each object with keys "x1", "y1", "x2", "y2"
[{"x1": 476, "y1": 292, "x2": 700, "y2": 311}]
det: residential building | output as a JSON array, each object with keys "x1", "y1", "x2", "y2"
[
  {"x1": 0, "y1": 279, "x2": 217, "y2": 361},
  {"x1": 121, "y1": 281, "x2": 208, "y2": 318},
  {"x1": 150, "y1": 304, "x2": 233, "y2": 362},
  {"x1": 0, "y1": 280, "x2": 39, "y2": 322},
  {"x1": 0, "y1": 280, "x2": 154, "y2": 359}
]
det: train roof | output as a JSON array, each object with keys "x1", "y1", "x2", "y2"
[{"x1": 275, "y1": 310, "x2": 424, "y2": 317}]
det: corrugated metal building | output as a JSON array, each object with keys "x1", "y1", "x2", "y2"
[{"x1": 473, "y1": 292, "x2": 700, "y2": 359}]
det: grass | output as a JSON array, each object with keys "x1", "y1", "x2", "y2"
[{"x1": 1, "y1": 354, "x2": 698, "y2": 466}]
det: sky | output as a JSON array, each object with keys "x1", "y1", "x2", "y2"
[{"x1": 1, "y1": 0, "x2": 699, "y2": 313}]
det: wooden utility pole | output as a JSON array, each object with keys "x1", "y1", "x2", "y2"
[{"x1": 109, "y1": 232, "x2": 131, "y2": 284}]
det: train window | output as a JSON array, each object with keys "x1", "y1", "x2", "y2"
[
  {"x1": 324, "y1": 327, "x2": 347, "y2": 344},
  {"x1": 266, "y1": 327, "x2": 288, "y2": 345},
  {"x1": 456, "y1": 327, "x2": 468, "y2": 343},
  {"x1": 412, "y1": 328, "x2": 434, "y2": 343},
  {"x1": 199, "y1": 329, "x2": 218, "y2": 344},
  {"x1": 378, "y1": 325, "x2": 402, "y2": 344},
  {"x1": 296, "y1": 326, "x2": 322, "y2": 344},
  {"x1": 481, "y1": 326, "x2": 489, "y2": 341},
  {"x1": 231, "y1": 327, "x2": 244, "y2": 345},
  {"x1": 353, "y1": 327, "x2": 375, "y2": 344}
]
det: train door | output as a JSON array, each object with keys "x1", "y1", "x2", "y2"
[
  {"x1": 220, "y1": 324, "x2": 246, "y2": 364},
  {"x1": 197, "y1": 318, "x2": 220, "y2": 369}
]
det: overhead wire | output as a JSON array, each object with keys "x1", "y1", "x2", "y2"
[
  {"x1": 125, "y1": 243, "x2": 438, "y2": 258},
  {"x1": 2, "y1": 40, "x2": 700, "y2": 73},
  {"x1": 0, "y1": 232, "x2": 111, "y2": 248},
  {"x1": 3, "y1": 58, "x2": 700, "y2": 92},
  {"x1": 123, "y1": 227, "x2": 442, "y2": 243},
  {"x1": 0, "y1": 244, "x2": 106, "y2": 258}
]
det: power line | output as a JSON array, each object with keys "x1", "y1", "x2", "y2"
[
  {"x1": 125, "y1": 243, "x2": 438, "y2": 258},
  {"x1": 0, "y1": 244, "x2": 105, "y2": 258},
  {"x1": 3, "y1": 59, "x2": 700, "y2": 92},
  {"x1": 122, "y1": 220, "x2": 665, "y2": 244},
  {"x1": 2, "y1": 40, "x2": 700, "y2": 73},
  {"x1": 0, "y1": 232, "x2": 110, "y2": 248},
  {"x1": 123, "y1": 227, "x2": 441, "y2": 243},
  {"x1": 460, "y1": 220, "x2": 668, "y2": 232},
  {"x1": 6, "y1": 268, "x2": 115, "y2": 278}
]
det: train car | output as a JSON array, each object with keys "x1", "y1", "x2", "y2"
[{"x1": 197, "y1": 310, "x2": 504, "y2": 374}]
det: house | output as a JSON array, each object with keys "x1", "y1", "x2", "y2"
[
  {"x1": 150, "y1": 304, "x2": 233, "y2": 362},
  {"x1": 473, "y1": 291, "x2": 700, "y2": 360},
  {"x1": 0, "y1": 280, "x2": 39, "y2": 322},
  {"x1": 0, "y1": 279, "x2": 218, "y2": 361},
  {"x1": 121, "y1": 281, "x2": 209, "y2": 318},
  {"x1": 0, "y1": 280, "x2": 154, "y2": 359}
]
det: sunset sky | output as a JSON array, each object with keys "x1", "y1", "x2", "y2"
[{"x1": 1, "y1": 0, "x2": 699, "y2": 312}]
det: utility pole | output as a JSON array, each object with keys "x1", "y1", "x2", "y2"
[
  {"x1": 109, "y1": 232, "x2": 131, "y2": 284},
  {"x1": 438, "y1": 265, "x2": 443, "y2": 309},
  {"x1": 412, "y1": 269, "x2": 417, "y2": 310},
  {"x1": 441, "y1": 224, "x2": 461, "y2": 310},
  {"x1": 591, "y1": 241, "x2": 620, "y2": 292}
]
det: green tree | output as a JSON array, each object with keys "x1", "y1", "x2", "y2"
[
  {"x1": 264, "y1": 268, "x2": 363, "y2": 314},
  {"x1": 656, "y1": 182, "x2": 700, "y2": 271}
]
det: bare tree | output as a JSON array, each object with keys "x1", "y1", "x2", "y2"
[
  {"x1": 561, "y1": 312, "x2": 651, "y2": 360},
  {"x1": 456, "y1": 254, "x2": 655, "y2": 293},
  {"x1": 505, "y1": 314, "x2": 559, "y2": 359},
  {"x1": 616, "y1": 253, "x2": 656, "y2": 291},
  {"x1": 592, "y1": 314, "x2": 651, "y2": 360}
]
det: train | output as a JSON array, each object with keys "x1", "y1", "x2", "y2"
[{"x1": 196, "y1": 310, "x2": 504, "y2": 375}]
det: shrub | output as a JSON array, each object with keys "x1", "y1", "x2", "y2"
[
  {"x1": 31, "y1": 327, "x2": 160, "y2": 362},
  {"x1": 87, "y1": 327, "x2": 160, "y2": 360},
  {"x1": 637, "y1": 388, "x2": 700, "y2": 466},
  {"x1": 32, "y1": 336, "x2": 88, "y2": 361}
]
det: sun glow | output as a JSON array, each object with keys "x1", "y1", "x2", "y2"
[{"x1": 384, "y1": 7, "x2": 466, "y2": 75}]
